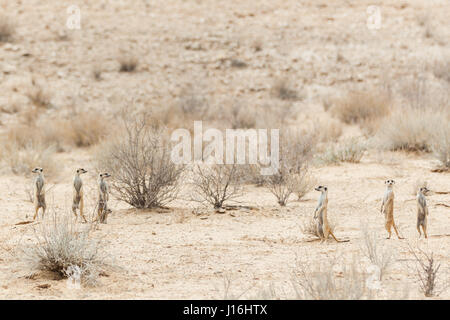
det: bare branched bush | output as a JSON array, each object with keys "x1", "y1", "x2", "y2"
[
  {"x1": 0, "y1": 15, "x2": 15, "y2": 42},
  {"x1": 264, "y1": 129, "x2": 315, "y2": 206},
  {"x1": 97, "y1": 112, "x2": 184, "y2": 209},
  {"x1": 118, "y1": 55, "x2": 138, "y2": 72},
  {"x1": 318, "y1": 138, "x2": 366, "y2": 164},
  {"x1": 22, "y1": 213, "x2": 107, "y2": 286},
  {"x1": 330, "y1": 89, "x2": 391, "y2": 127},
  {"x1": 375, "y1": 108, "x2": 445, "y2": 152},
  {"x1": 360, "y1": 224, "x2": 394, "y2": 280},
  {"x1": 292, "y1": 256, "x2": 369, "y2": 300},
  {"x1": 408, "y1": 245, "x2": 444, "y2": 297},
  {"x1": 190, "y1": 164, "x2": 243, "y2": 209}
]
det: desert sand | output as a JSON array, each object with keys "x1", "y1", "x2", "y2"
[{"x1": 0, "y1": 0, "x2": 448, "y2": 299}]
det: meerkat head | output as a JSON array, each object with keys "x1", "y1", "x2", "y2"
[
  {"x1": 385, "y1": 179, "x2": 395, "y2": 187},
  {"x1": 419, "y1": 186, "x2": 430, "y2": 195},
  {"x1": 99, "y1": 172, "x2": 111, "y2": 179},
  {"x1": 32, "y1": 167, "x2": 43, "y2": 174},
  {"x1": 315, "y1": 185, "x2": 328, "y2": 192},
  {"x1": 76, "y1": 168, "x2": 87, "y2": 174}
]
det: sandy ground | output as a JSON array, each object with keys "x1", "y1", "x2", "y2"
[
  {"x1": 0, "y1": 150, "x2": 448, "y2": 299},
  {"x1": 0, "y1": 1, "x2": 449, "y2": 299}
]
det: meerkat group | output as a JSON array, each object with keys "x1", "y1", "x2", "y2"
[
  {"x1": 31, "y1": 167, "x2": 111, "y2": 224},
  {"x1": 312, "y1": 179, "x2": 432, "y2": 243},
  {"x1": 31, "y1": 168, "x2": 432, "y2": 240}
]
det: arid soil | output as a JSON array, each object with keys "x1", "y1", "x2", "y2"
[{"x1": 0, "y1": 1, "x2": 449, "y2": 299}]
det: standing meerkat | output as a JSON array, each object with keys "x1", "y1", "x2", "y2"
[
  {"x1": 313, "y1": 185, "x2": 339, "y2": 243},
  {"x1": 32, "y1": 167, "x2": 46, "y2": 220},
  {"x1": 72, "y1": 168, "x2": 88, "y2": 223},
  {"x1": 97, "y1": 172, "x2": 111, "y2": 224},
  {"x1": 380, "y1": 180, "x2": 403, "y2": 239},
  {"x1": 416, "y1": 186, "x2": 430, "y2": 239}
]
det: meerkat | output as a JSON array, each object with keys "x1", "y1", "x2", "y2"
[
  {"x1": 72, "y1": 168, "x2": 88, "y2": 223},
  {"x1": 32, "y1": 167, "x2": 46, "y2": 220},
  {"x1": 313, "y1": 185, "x2": 339, "y2": 243},
  {"x1": 380, "y1": 180, "x2": 403, "y2": 239},
  {"x1": 96, "y1": 172, "x2": 111, "y2": 224},
  {"x1": 417, "y1": 186, "x2": 430, "y2": 239}
]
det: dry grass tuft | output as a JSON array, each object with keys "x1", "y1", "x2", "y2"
[
  {"x1": 271, "y1": 78, "x2": 301, "y2": 101},
  {"x1": 360, "y1": 224, "x2": 394, "y2": 280},
  {"x1": 1, "y1": 141, "x2": 58, "y2": 178},
  {"x1": 65, "y1": 113, "x2": 109, "y2": 147},
  {"x1": 375, "y1": 108, "x2": 445, "y2": 152},
  {"x1": 433, "y1": 59, "x2": 450, "y2": 83},
  {"x1": 292, "y1": 256, "x2": 369, "y2": 300},
  {"x1": 0, "y1": 16, "x2": 15, "y2": 42},
  {"x1": 22, "y1": 213, "x2": 108, "y2": 286},
  {"x1": 330, "y1": 89, "x2": 391, "y2": 129},
  {"x1": 118, "y1": 55, "x2": 138, "y2": 72},
  {"x1": 317, "y1": 138, "x2": 366, "y2": 165},
  {"x1": 301, "y1": 216, "x2": 335, "y2": 239}
]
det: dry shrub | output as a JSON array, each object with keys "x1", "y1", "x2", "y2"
[
  {"x1": 65, "y1": 113, "x2": 109, "y2": 147},
  {"x1": 315, "y1": 118, "x2": 343, "y2": 143},
  {"x1": 375, "y1": 108, "x2": 445, "y2": 152},
  {"x1": 190, "y1": 164, "x2": 243, "y2": 209},
  {"x1": 1, "y1": 141, "x2": 58, "y2": 177},
  {"x1": 97, "y1": 111, "x2": 184, "y2": 209},
  {"x1": 318, "y1": 137, "x2": 366, "y2": 164},
  {"x1": 271, "y1": 78, "x2": 301, "y2": 101},
  {"x1": 27, "y1": 82, "x2": 52, "y2": 109},
  {"x1": 229, "y1": 103, "x2": 256, "y2": 129},
  {"x1": 22, "y1": 213, "x2": 107, "y2": 286},
  {"x1": 360, "y1": 224, "x2": 394, "y2": 280},
  {"x1": 265, "y1": 129, "x2": 315, "y2": 206},
  {"x1": 330, "y1": 89, "x2": 391, "y2": 127},
  {"x1": 432, "y1": 124, "x2": 450, "y2": 169},
  {"x1": 118, "y1": 55, "x2": 138, "y2": 72},
  {"x1": 408, "y1": 245, "x2": 445, "y2": 297},
  {"x1": 0, "y1": 15, "x2": 15, "y2": 42},
  {"x1": 301, "y1": 216, "x2": 335, "y2": 239},
  {"x1": 292, "y1": 256, "x2": 369, "y2": 300},
  {"x1": 433, "y1": 59, "x2": 450, "y2": 83}
]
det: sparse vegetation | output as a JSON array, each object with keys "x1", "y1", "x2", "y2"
[
  {"x1": 190, "y1": 164, "x2": 243, "y2": 209},
  {"x1": 1, "y1": 141, "x2": 58, "y2": 178},
  {"x1": 375, "y1": 108, "x2": 444, "y2": 152},
  {"x1": 301, "y1": 216, "x2": 335, "y2": 239},
  {"x1": 432, "y1": 125, "x2": 450, "y2": 169},
  {"x1": 118, "y1": 55, "x2": 138, "y2": 72},
  {"x1": 265, "y1": 129, "x2": 314, "y2": 206},
  {"x1": 360, "y1": 225, "x2": 394, "y2": 280},
  {"x1": 27, "y1": 81, "x2": 52, "y2": 109},
  {"x1": 292, "y1": 256, "x2": 369, "y2": 300},
  {"x1": 433, "y1": 59, "x2": 450, "y2": 83},
  {"x1": 409, "y1": 245, "x2": 444, "y2": 297},
  {"x1": 0, "y1": 16, "x2": 15, "y2": 42},
  {"x1": 318, "y1": 138, "x2": 366, "y2": 164},
  {"x1": 330, "y1": 89, "x2": 391, "y2": 129},
  {"x1": 97, "y1": 111, "x2": 184, "y2": 209},
  {"x1": 271, "y1": 78, "x2": 300, "y2": 101},
  {"x1": 22, "y1": 213, "x2": 107, "y2": 286}
]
